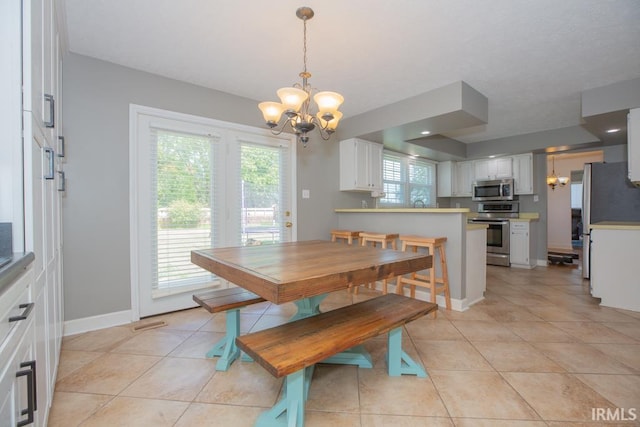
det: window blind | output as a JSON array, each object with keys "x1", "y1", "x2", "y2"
[
  {"x1": 380, "y1": 152, "x2": 437, "y2": 207},
  {"x1": 150, "y1": 127, "x2": 219, "y2": 298}
]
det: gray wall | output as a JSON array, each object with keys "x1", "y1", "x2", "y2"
[{"x1": 62, "y1": 53, "x2": 342, "y2": 320}]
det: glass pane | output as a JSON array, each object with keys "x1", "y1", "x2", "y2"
[
  {"x1": 241, "y1": 144, "x2": 284, "y2": 246},
  {"x1": 154, "y1": 129, "x2": 216, "y2": 296}
]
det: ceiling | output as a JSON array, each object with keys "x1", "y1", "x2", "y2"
[{"x1": 62, "y1": 0, "x2": 640, "y2": 149}]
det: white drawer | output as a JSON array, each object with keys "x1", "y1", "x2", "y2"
[
  {"x1": 510, "y1": 222, "x2": 529, "y2": 231},
  {"x1": 0, "y1": 267, "x2": 33, "y2": 356}
]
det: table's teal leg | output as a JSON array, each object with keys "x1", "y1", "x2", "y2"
[
  {"x1": 205, "y1": 309, "x2": 245, "y2": 371},
  {"x1": 255, "y1": 366, "x2": 313, "y2": 427},
  {"x1": 290, "y1": 295, "x2": 328, "y2": 321},
  {"x1": 386, "y1": 327, "x2": 427, "y2": 377}
]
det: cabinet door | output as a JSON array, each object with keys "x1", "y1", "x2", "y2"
[
  {"x1": 473, "y1": 159, "x2": 492, "y2": 180},
  {"x1": 510, "y1": 223, "x2": 529, "y2": 265},
  {"x1": 495, "y1": 157, "x2": 513, "y2": 178},
  {"x1": 368, "y1": 142, "x2": 383, "y2": 192},
  {"x1": 437, "y1": 161, "x2": 453, "y2": 197},
  {"x1": 513, "y1": 153, "x2": 534, "y2": 194},
  {"x1": 454, "y1": 161, "x2": 474, "y2": 196},
  {"x1": 353, "y1": 139, "x2": 370, "y2": 190}
]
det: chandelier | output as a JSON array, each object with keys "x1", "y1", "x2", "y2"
[
  {"x1": 547, "y1": 155, "x2": 569, "y2": 190},
  {"x1": 258, "y1": 7, "x2": 344, "y2": 147}
]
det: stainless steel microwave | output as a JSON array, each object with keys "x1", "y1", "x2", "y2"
[{"x1": 472, "y1": 178, "x2": 515, "y2": 201}]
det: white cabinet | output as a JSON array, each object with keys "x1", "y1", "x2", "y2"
[
  {"x1": 340, "y1": 138, "x2": 383, "y2": 193},
  {"x1": 629, "y1": 108, "x2": 640, "y2": 186},
  {"x1": 454, "y1": 161, "x2": 474, "y2": 197},
  {"x1": 474, "y1": 157, "x2": 513, "y2": 180},
  {"x1": 512, "y1": 153, "x2": 534, "y2": 195},
  {"x1": 0, "y1": 267, "x2": 37, "y2": 427},
  {"x1": 437, "y1": 161, "x2": 454, "y2": 197},
  {"x1": 510, "y1": 221, "x2": 535, "y2": 268}
]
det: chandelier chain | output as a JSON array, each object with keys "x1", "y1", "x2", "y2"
[{"x1": 302, "y1": 16, "x2": 308, "y2": 75}]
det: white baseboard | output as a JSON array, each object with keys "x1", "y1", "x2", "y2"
[
  {"x1": 64, "y1": 309, "x2": 133, "y2": 336},
  {"x1": 537, "y1": 259, "x2": 549, "y2": 267},
  {"x1": 378, "y1": 283, "x2": 469, "y2": 312}
]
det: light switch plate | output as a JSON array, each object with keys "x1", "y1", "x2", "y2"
[{"x1": 302, "y1": 189, "x2": 310, "y2": 199}]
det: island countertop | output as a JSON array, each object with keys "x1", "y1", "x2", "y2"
[
  {"x1": 335, "y1": 208, "x2": 470, "y2": 213},
  {"x1": 589, "y1": 221, "x2": 640, "y2": 230}
]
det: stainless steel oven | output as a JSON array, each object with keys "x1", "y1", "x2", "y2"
[{"x1": 469, "y1": 201, "x2": 519, "y2": 267}]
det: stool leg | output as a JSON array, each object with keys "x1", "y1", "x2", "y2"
[{"x1": 440, "y1": 244, "x2": 452, "y2": 310}]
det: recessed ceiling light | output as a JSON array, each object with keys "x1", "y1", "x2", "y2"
[
  {"x1": 606, "y1": 128, "x2": 620, "y2": 133},
  {"x1": 420, "y1": 131, "x2": 431, "y2": 135},
  {"x1": 489, "y1": 155, "x2": 496, "y2": 158}
]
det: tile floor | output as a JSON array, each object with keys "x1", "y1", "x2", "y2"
[{"x1": 49, "y1": 265, "x2": 640, "y2": 426}]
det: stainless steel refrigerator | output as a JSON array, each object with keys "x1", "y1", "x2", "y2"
[{"x1": 582, "y1": 162, "x2": 640, "y2": 278}]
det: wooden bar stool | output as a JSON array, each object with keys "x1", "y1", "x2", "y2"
[
  {"x1": 331, "y1": 229, "x2": 362, "y2": 294},
  {"x1": 396, "y1": 235, "x2": 451, "y2": 311},
  {"x1": 330, "y1": 229, "x2": 362, "y2": 245},
  {"x1": 358, "y1": 232, "x2": 399, "y2": 294}
]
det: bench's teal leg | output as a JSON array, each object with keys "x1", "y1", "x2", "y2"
[
  {"x1": 255, "y1": 366, "x2": 313, "y2": 427},
  {"x1": 205, "y1": 309, "x2": 243, "y2": 371},
  {"x1": 386, "y1": 327, "x2": 427, "y2": 377},
  {"x1": 321, "y1": 345, "x2": 373, "y2": 368}
]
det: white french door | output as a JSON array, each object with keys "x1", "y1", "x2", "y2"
[{"x1": 130, "y1": 105, "x2": 296, "y2": 318}]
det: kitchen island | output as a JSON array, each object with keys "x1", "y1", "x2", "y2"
[
  {"x1": 589, "y1": 221, "x2": 640, "y2": 312},
  {"x1": 335, "y1": 208, "x2": 487, "y2": 311}
]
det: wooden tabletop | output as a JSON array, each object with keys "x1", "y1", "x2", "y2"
[{"x1": 191, "y1": 240, "x2": 432, "y2": 304}]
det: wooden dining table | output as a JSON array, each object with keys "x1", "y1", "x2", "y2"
[{"x1": 191, "y1": 239, "x2": 432, "y2": 367}]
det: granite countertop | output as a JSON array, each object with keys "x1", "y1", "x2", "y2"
[
  {"x1": 0, "y1": 252, "x2": 35, "y2": 294},
  {"x1": 589, "y1": 221, "x2": 640, "y2": 230}
]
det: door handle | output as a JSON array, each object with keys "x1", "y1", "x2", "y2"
[{"x1": 285, "y1": 222, "x2": 293, "y2": 228}]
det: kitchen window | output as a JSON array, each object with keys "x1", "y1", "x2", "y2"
[{"x1": 379, "y1": 152, "x2": 437, "y2": 207}]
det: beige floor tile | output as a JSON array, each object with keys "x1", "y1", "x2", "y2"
[
  {"x1": 80, "y1": 396, "x2": 188, "y2": 427},
  {"x1": 505, "y1": 321, "x2": 577, "y2": 343},
  {"x1": 47, "y1": 392, "x2": 113, "y2": 427},
  {"x1": 361, "y1": 414, "x2": 454, "y2": 426},
  {"x1": 153, "y1": 307, "x2": 213, "y2": 331},
  {"x1": 167, "y1": 330, "x2": 226, "y2": 358},
  {"x1": 574, "y1": 374, "x2": 640, "y2": 410},
  {"x1": 405, "y1": 317, "x2": 467, "y2": 341},
  {"x1": 306, "y1": 411, "x2": 363, "y2": 427},
  {"x1": 525, "y1": 306, "x2": 591, "y2": 322},
  {"x1": 121, "y1": 357, "x2": 217, "y2": 401},
  {"x1": 601, "y1": 321, "x2": 640, "y2": 341},
  {"x1": 481, "y1": 306, "x2": 545, "y2": 322},
  {"x1": 198, "y1": 312, "x2": 261, "y2": 333},
  {"x1": 265, "y1": 301, "x2": 298, "y2": 317},
  {"x1": 55, "y1": 353, "x2": 161, "y2": 395},
  {"x1": 196, "y1": 361, "x2": 282, "y2": 407},
  {"x1": 572, "y1": 306, "x2": 640, "y2": 322},
  {"x1": 549, "y1": 321, "x2": 638, "y2": 344},
  {"x1": 413, "y1": 340, "x2": 494, "y2": 371},
  {"x1": 533, "y1": 342, "x2": 636, "y2": 374},
  {"x1": 502, "y1": 372, "x2": 618, "y2": 422},
  {"x1": 61, "y1": 326, "x2": 136, "y2": 352},
  {"x1": 109, "y1": 328, "x2": 193, "y2": 356},
  {"x1": 451, "y1": 320, "x2": 523, "y2": 342},
  {"x1": 361, "y1": 333, "x2": 422, "y2": 370},
  {"x1": 430, "y1": 369, "x2": 538, "y2": 419},
  {"x1": 56, "y1": 350, "x2": 104, "y2": 381},
  {"x1": 472, "y1": 341, "x2": 565, "y2": 372},
  {"x1": 589, "y1": 343, "x2": 640, "y2": 372},
  {"x1": 248, "y1": 313, "x2": 290, "y2": 332},
  {"x1": 174, "y1": 402, "x2": 263, "y2": 427},
  {"x1": 359, "y1": 368, "x2": 449, "y2": 417},
  {"x1": 306, "y1": 365, "x2": 360, "y2": 412},
  {"x1": 452, "y1": 419, "x2": 547, "y2": 427},
  {"x1": 241, "y1": 299, "x2": 272, "y2": 314}
]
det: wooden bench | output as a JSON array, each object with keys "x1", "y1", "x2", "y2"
[
  {"x1": 193, "y1": 288, "x2": 266, "y2": 371},
  {"x1": 236, "y1": 293, "x2": 437, "y2": 427}
]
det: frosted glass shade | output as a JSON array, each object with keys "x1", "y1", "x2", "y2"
[
  {"x1": 258, "y1": 102, "x2": 285, "y2": 124},
  {"x1": 313, "y1": 91, "x2": 344, "y2": 116},
  {"x1": 317, "y1": 110, "x2": 342, "y2": 131},
  {"x1": 277, "y1": 87, "x2": 308, "y2": 112}
]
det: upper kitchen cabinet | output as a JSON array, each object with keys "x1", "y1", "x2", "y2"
[
  {"x1": 438, "y1": 160, "x2": 474, "y2": 197},
  {"x1": 629, "y1": 108, "x2": 640, "y2": 186},
  {"x1": 23, "y1": 0, "x2": 58, "y2": 138},
  {"x1": 512, "y1": 153, "x2": 535, "y2": 195},
  {"x1": 474, "y1": 157, "x2": 513, "y2": 180},
  {"x1": 340, "y1": 138, "x2": 383, "y2": 193}
]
